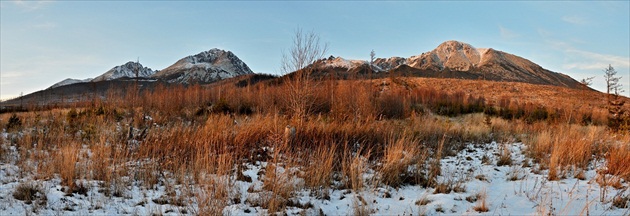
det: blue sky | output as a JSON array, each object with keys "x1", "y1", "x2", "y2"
[{"x1": 1, "y1": 1, "x2": 629, "y2": 100}]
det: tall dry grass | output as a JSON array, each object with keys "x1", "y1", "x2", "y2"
[
  {"x1": 342, "y1": 147, "x2": 369, "y2": 192},
  {"x1": 303, "y1": 142, "x2": 336, "y2": 189},
  {"x1": 525, "y1": 125, "x2": 606, "y2": 180},
  {"x1": 605, "y1": 142, "x2": 630, "y2": 181},
  {"x1": 379, "y1": 136, "x2": 427, "y2": 187},
  {"x1": 2, "y1": 74, "x2": 630, "y2": 213},
  {"x1": 196, "y1": 152, "x2": 236, "y2": 215},
  {"x1": 58, "y1": 143, "x2": 79, "y2": 190}
]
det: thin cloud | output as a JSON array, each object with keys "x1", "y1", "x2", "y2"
[
  {"x1": 537, "y1": 28, "x2": 553, "y2": 38},
  {"x1": 563, "y1": 49, "x2": 629, "y2": 70},
  {"x1": 544, "y1": 39, "x2": 571, "y2": 50},
  {"x1": 32, "y1": 21, "x2": 57, "y2": 29},
  {"x1": 562, "y1": 15, "x2": 588, "y2": 25},
  {"x1": 541, "y1": 32, "x2": 629, "y2": 72},
  {"x1": 0, "y1": 71, "x2": 26, "y2": 79},
  {"x1": 499, "y1": 26, "x2": 520, "y2": 39},
  {"x1": 12, "y1": 0, "x2": 53, "y2": 11}
]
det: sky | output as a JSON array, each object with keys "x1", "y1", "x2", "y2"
[{"x1": 1, "y1": 1, "x2": 629, "y2": 100}]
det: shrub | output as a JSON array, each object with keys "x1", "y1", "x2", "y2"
[
  {"x1": 612, "y1": 195, "x2": 629, "y2": 209},
  {"x1": 13, "y1": 182, "x2": 47, "y2": 205},
  {"x1": 6, "y1": 113, "x2": 22, "y2": 131},
  {"x1": 378, "y1": 93, "x2": 407, "y2": 119},
  {"x1": 526, "y1": 106, "x2": 549, "y2": 123},
  {"x1": 483, "y1": 106, "x2": 498, "y2": 116},
  {"x1": 211, "y1": 98, "x2": 232, "y2": 114},
  {"x1": 66, "y1": 108, "x2": 79, "y2": 122}
]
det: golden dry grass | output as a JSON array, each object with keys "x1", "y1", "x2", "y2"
[
  {"x1": 404, "y1": 77, "x2": 620, "y2": 111},
  {"x1": 303, "y1": 142, "x2": 336, "y2": 189},
  {"x1": 379, "y1": 136, "x2": 427, "y2": 187},
  {"x1": 58, "y1": 144, "x2": 79, "y2": 190},
  {"x1": 606, "y1": 142, "x2": 630, "y2": 181},
  {"x1": 524, "y1": 124, "x2": 606, "y2": 180},
  {"x1": 473, "y1": 189, "x2": 489, "y2": 212},
  {"x1": 2, "y1": 74, "x2": 630, "y2": 213}
]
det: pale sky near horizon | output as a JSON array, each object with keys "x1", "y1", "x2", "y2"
[{"x1": 1, "y1": 1, "x2": 629, "y2": 100}]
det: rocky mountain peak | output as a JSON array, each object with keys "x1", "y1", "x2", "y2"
[
  {"x1": 428, "y1": 40, "x2": 482, "y2": 71},
  {"x1": 373, "y1": 57, "x2": 407, "y2": 71},
  {"x1": 151, "y1": 49, "x2": 253, "y2": 84},
  {"x1": 315, "y1": 40, "x2": 582, "y2": 89},
  {"x1": 92, "y1": 61, "x2": 155, "y2": 82}
]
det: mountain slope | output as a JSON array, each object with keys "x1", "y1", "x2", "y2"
[
  {"x1": 315, "y1": 40, "x2": 583, "y2": 89},
  {"x1": 406, "y1": 41, "x2": 581, "y2": 88},
  {"x1": 320, "y1": 57, "x2": 383, "y2": 72},
  {"x1": 151, "y1": 49, "x2": 253, "y2": 84},
  {"x1": 92, "y1": 61, "x2": 156, "y2": 82},
  {"x1": 48, "y1": 78, "x2": 93, "y2": 89},
  {"x1": 373, "y1": 57, "x2": 406, "y2": 72}
]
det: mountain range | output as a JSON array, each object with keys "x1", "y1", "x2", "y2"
[
  {"x1": 48, "y1": 49, "x2": 254, "y2": 89},
  {"x1": 4, "y1": 40, "x2": 588, "y2": 107},
  {"x1": 316, "y1": 40, "x2": 582, "y2": 88}
]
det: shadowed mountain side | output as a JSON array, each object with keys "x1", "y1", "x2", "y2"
[
  {"x1": 304, "y1": 63, "x2": 495, "y2": 81},
  {"x1": 205, "y1": 73, "x2": 279, "y2": 88},
  {"x1": 1, "y1": 78, "x2": 171, "y2": 107}
]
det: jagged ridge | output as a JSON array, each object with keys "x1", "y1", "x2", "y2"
[
  {"x1": 317, "y1": 40, "x2": 582, "y2": 89},
  {"x1": 48, "y1": 49, "x2": 253, "y2": 89},
  {"x1": 92, "y1": 61, "x2": 156, "y2": 82}
]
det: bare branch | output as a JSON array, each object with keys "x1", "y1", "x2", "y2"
[{"x1": 280, "y1": 28, "x2": 328, "y2": 123}]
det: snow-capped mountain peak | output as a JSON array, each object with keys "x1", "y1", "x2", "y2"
[
  {"x1": 151, "y1": 49, "x2": 254, "y2": 84},
  {"x1": 318, "y1": 56, "x2": 388, "y2": 73},
  {"x1": 92, "y1": 61, "x2": 155, "y2": 82},
  {"x1": 326, "y1": 57, "x2": 367, "y2": 69},
  {"x1": 373, "y1": 56, "x2": 407, "y2": 71},
  {"x1": 310, "y1": 40, "x2": 581, "y2": 88}
]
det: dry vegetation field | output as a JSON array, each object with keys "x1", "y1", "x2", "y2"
[{"x1": 1, "y1": 77, "x2": 629, "y2": 215}]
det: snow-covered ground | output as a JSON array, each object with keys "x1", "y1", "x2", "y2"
[{"x1": 0, "y1": 140, "x2": 628, "y2": 215}]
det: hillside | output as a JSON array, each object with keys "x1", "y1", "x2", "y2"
[
  {"x1": 210, "y1": 76, "x2": 622, "y2": 120},
  {"x1": 48, "y1": 78, "x2": 93, "y2": 89},
  {"x1": 1, "y1": 78, "x2": 169, "y2": 108}
]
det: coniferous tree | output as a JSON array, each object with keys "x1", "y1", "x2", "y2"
[{"x1": 604, "y1": 65, "x2": 626, "y2": 130}]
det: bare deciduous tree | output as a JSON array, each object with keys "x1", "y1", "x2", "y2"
[{"x1": 281, "y1": 28, "x2": 328, "y2": 124}]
